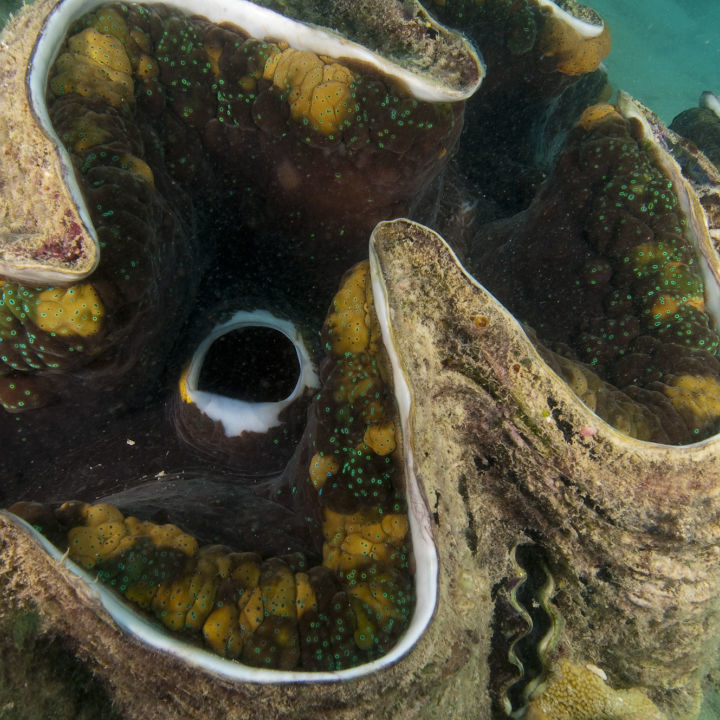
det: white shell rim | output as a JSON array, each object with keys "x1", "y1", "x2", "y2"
[
  {"x1": 536, "y1": 0, "x2": 606, "y2": 38},
  {"x1": 182, "y1": 309, "x2": 319, "y2": 437},
  {"x1": 700, "y1": 91, "x2": 720, "y2": 120}
]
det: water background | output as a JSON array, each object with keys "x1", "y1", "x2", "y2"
[{"x1": 589, "y1": 0, "x2": 720, "y2": 124}]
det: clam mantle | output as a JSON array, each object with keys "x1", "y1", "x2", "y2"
[{"x1": 4, "y1": 217, "x2": 720, "y2": 718}]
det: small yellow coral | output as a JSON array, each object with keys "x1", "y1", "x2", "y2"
[
  {"x1": 260, "y1": 559, "x2": 296, "y2": 618},
  {"x1": 346, "y1": 570, "x2": 408, "y2": 631},
  {"x1": 134, "y1": 53, "x2": 159, "y2": 80},
  {"x1": 526, "y1": 658, "x2": 665, "y2": 720},
  {"x1": 203, "y1": 604, "x2": 242, "y2": 658},
  {"x1": 322, "y1": 507, "x2": 408, "y2": 573},
  {"x1": 119, "y1": 154, "x2": 155, "y2": 187},
  {"x1": 152, "y1": 578, "x2": 196, "y2": 631},
  {"x1": 363, "y1": 421, "x2": 397, "y2": 455},
  {"x1": 66, "y1": 503, "x2": 199, "y2": 573},
  {"x1": 294, "y1": 572, "x2": 317, "y2": 618},
  {"x1": 152, "y1": 556, "x2": 219, "y2": 632},
  {"x1": 325, "y1": 263, "x2": 370, "y2": 355},
  {"x1": 123, "y1": 516, "x2": 199, "y2": 556},
  {"x1": 308, "y1": 80, "x2": 353, "y2": 135},
  {"x1": 32, "y1": 284, "x2": 105, "y2": 338},
  {"x1": 381, "y1": 514, "x2": 410, "y2": 544},
  {"x1": 577, "y1": 104, "x2": 620, "y2": 132},
  {"x1": 66, "y1": 117, "x2": 113, "y2": 153},
  {"x1": 309, "y1": 451, "x2": 340, "y2": 490},
  {"x1": 203, "y1": 40, "x2": 222, "y2": 79},
  {"x1": 67, "y1": 27, "x2": 131, "y2": 74},
  {"x1": 350, "y1": 598, "x2": 376, "y2": 650},
  {"x1": 231, "y1": 554, "x2": 262, "y2": 589},
  {"x1": 67, "y1": 521, "x2": 126, "y2": 569},
  {"x1": 89, "y1": 7, "x2": 131, "y2": 46},
  {"x1": 664, "y1": 375, "x2": 720, "y2": 429},
  {"x1": 238, "y1": 586, "x2": 264, "y2": 636},
  {"x1": 184, "y1": 576, "x2": 218, "y2": 631},
  {"x1": 80, "y1": 503, "x2": 124, "y2": 526},
  {"x1": 650, "y1": 293, "x2": 704, "y2": 319},
  {"x1": 263, "y1": 47, "x2": 355, "y2": 136},
  {"x1": 50, "y1": 27, "x2": 134, "y2": 107}
]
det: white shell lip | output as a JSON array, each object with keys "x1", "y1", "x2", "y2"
[
  {"x1": 4, "y1": 505, "x2": 436, "y2": 682},
  {"x1": 29, "y1": 0, "x2": 484, "y2": 129},
  {"x1": 536, "y1": 0, "x2": 606, "y2": 38},
  {"x1": 6, "y1": 502, "x2": 420, "y2": 682},
  {"x1": 700, "y1": 90, "x2": 720, "y2": 119},
  {"x1": 182, "y1": 309, "x2": 320, "y2": 437},
  {"x1": 1, "y1": 286, "x2": 439, "y2": 681},
  {"x1": 0, "y1": 236, "x2": 99, "y2": 285}
]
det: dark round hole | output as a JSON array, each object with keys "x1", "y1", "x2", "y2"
[{"x1": 197, "y1": 326, "x2": 301, "y2": 402}]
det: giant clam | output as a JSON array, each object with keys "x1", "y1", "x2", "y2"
[{"x1": 2, "y1": 0, "x2": 720, "y2": 718}]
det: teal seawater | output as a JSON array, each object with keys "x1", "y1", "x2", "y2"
[{"x1": 589, "y1": 0, "x2": 720, "y2": 124}]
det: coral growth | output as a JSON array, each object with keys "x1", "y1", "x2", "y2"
[{"x1": 527, "y1": 658, "x2": 664, "y2": 720}]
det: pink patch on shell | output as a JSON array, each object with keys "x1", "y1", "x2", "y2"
[
  {"x1": 579, "y1": 425, "x2": 598, "y2": 438},
  {"x1": 32, "y1": 212, "x2": 88, "y2": 264}
]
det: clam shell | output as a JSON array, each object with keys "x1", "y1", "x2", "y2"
[
  {"x1": 0, "y1": 0, "x2": 483, "y2": 285},
  {"x1": 0, "y1": 0, "x2": 486, "y2": 710},
  {"x1": 6, "y1": 210, "x2": 715, "y2": 718},
  {"x1": 369, "y1": 217, "x2": 720, "y2": 719},
  {"x1": 2, "y1": 0, "x2": 718, "y2": 717}
]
